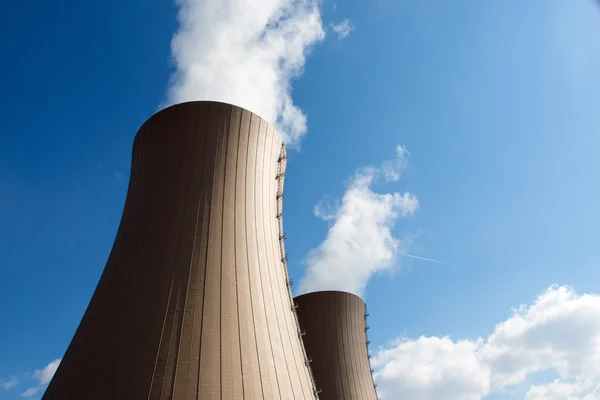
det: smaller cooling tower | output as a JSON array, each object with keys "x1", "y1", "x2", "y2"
[{"x1": 294, "y1": 291, "x2": 378, "y2": 400}]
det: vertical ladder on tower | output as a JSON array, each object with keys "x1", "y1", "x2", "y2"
[
  {"x1": 365, "y1": 305, "x2": 379, "y2": 395},
  {"x1": 275, "y1": 144, "x2": 320, "y2": 399}
]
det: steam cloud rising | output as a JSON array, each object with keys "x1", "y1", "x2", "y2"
[{"x1": 165, "y1": 0, "x2": 325, "y2": 147}]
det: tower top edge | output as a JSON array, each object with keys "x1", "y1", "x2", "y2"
[
  {"x1": 294, "y1": 290, "x2": 366, "y2": 305},
  {"x1": 134, "y1": 101, "x2": 283, "y2": 148},
  {"x1": 148, "y1": 101, "x2": 275, "y2": 127}
]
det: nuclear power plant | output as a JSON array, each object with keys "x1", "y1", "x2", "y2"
[{"x1": 42, "y1": 101, "x2": 378, "y2": 399}]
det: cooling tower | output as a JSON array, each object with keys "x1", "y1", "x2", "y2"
[
  {"x1": 43, "y1": 101, "x2": 318, "y2": 399},
  {"x1": 294, "y1": 291, "x2": 378, "y2": 400}
]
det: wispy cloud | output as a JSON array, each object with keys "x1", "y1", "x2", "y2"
[
  {"x1": 331, "y1": 19, "x2": 354, "y2": 39},
  {"x1": 381, "y1": 144, "x2": 408, "y2": 182},
  {"x1": 313, "y1": 195, "x2": 339, "y2": 221},
  {"x1": 12, "y1": 359, "x2": 62, "y2": 398},
  {"x1": 21, "y1": 387, "x2": 38, "y2": 398},
  {"x1": 298, "y1": 145, "x2": 418, "y2": 297},
  {"x1": 164, "y1": 0, "x2": 325, "y2": 148},
  {"x1": 1, "y1": 376, "x2": 19, "y2": 390}
]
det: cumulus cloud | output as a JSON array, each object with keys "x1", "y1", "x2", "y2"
[
  {"x1": 331, "y1": 19, "x2": 354, "y2": 39},
  {"x1": 373, "y1": 285, "x2": 600, "y2": 400},
  {"x1": 165, "y1": 0, "x2": 325, "y2": 147},
  {"x1": 373, "y1": 336, "x2": 491, "y2": 400},
  {"x1": 1, "y1": 376, "x2": 19, "y2": 390},
  {"x1": 297, "y1": 145, "x2": 418, "y2": 296}
]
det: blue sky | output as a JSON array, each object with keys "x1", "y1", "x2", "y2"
[{"x1": 1, "y1": 0, "x2": 600, "y2": 399}]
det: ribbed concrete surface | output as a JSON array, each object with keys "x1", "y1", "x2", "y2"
[
  {"x1": 43, "y1": 101, "x2": 317, "y2": 400},
  {"x1": 295, "y1": 291, "x2": 378, "y2": 400}
]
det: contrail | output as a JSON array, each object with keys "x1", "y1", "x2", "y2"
[{"x1": 403, "y1": 253, "x2": 448, "y2": 265}]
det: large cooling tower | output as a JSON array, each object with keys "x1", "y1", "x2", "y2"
[
  {"x1": 43, "y1": 101, "x2": 318, "y2": 399},
  {"x1": 294, "y1": 291, "x2": 378, "y2": 400}
]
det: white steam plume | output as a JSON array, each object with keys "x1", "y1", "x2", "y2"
[{"x1": 164, "y1": 0, "x2": 325, "y2": 147}]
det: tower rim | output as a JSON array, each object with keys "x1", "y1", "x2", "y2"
[{"x1": 294, "y1": 290, "x2": 366, "y2": 305}]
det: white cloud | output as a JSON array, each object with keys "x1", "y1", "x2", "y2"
[
  {"x1": 2, "y1": 359, "x2": 60, "y2": 395},
  {"x1": 33, "y1": 359, "x2": 60, "y2": 386},
  {"x1": 373, "y1": 336, "x2": 491, "y2": 400},
  {"x1": 525, "y1": 379, "x2": 581, "y2": 400},
  {"x1": 165, "y1": 0, "x2": 325, "y2": 148},
  {"x1": 298, "y1": 145, "x2": 418, "y2": 297},
  {"x1": 581, "y1": 384, "x2": 600, "y2": 400},
  {"x1": 482, "y1": 286, "x2": 600, "y2": 390},
  {"x1": 525, "y1": 381, "x2": 600, "y2": 400},
  {"x1": 332, "y1": 19, "x2": 354, "y2": 39},
  {"x1": 21, "y1": 387, "x2": 38, "y2": 398},
  {"x1": 372, "y1": 285, "x2": 600, "y2": 400},
  {"x1": 1, "y1": 376, "x2": 19, "y2": 390}
]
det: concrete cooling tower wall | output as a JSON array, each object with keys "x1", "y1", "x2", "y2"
[
  {"x1": 295, "y1": 291, "x2": 379, "y2": 400},
  {"x1": 43, "y1": 101, "x2": 318, "y2": 399}
]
